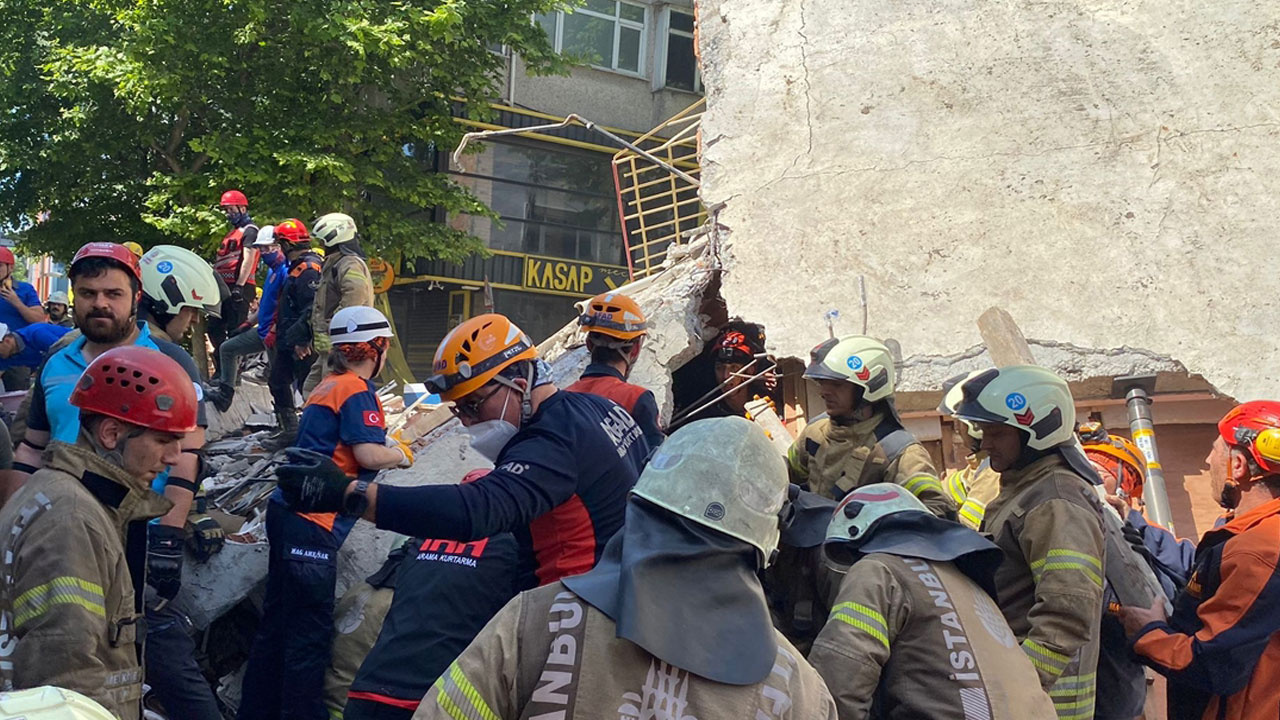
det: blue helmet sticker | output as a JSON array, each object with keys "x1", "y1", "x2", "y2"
[
  {"x1": 156, "y1": 261, "x2": 173, "y2": 274},
  {"x1": 1005, "y1": 393, "x2": 1027, "y2": 411},
  {"x1": 846, "y1": 355, "x2": 864, "y2": 371}
]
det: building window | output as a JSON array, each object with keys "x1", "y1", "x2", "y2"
[
  {"x1": 662, "y1": 8, "x2": 701, "y2": 92},
  {"x1": 537, "y1": 1, "x2": 648, "y2": 76}
]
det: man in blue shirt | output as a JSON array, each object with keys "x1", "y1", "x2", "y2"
[
  {"x1": 0, "y1": 322, "x2": 73, "y2": 371},
  {"x1": 207, "y1": 223, "x2": 290, "y2": 411},
  {"x1": 0, "y1": 246, "x2": 47, "y2": 390}
]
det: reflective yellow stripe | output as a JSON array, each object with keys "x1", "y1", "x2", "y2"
[
  {"x1": 947, "y1": 471, "x2": 968, "y2": 503},
  {"x1": 902, "y1": 474, "x2": 943, "y2": 497},
  {"x1": 831, "y1": 602, "x2": 890, "y2": 649},
  {"x1": 787, "y1": 445, "x2": 807, "y2": 478},
  {"x1": 433, "y1": 663, "x2": 499, "y2": 720},
  {"x1": 12, "y1": 576, "x2": 106, "y2": 628},
  {"x1": 1031, "y1": 550, "x2": 1104, "y2": 586},
  {"x1": 1048, "y1": 673, "x2": 1097, "y2": 694},
  {"x1": 958, "y1": 499, "x2": 986, "y2": 527},
  {"x1": 1056, "y1": 706, "x2": 1096, "y2": 720},
  {"x1": 1022, "y1": 639, "x2": 1069, "y2": 676}
]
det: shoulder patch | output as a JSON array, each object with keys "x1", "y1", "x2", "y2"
[
  {"x1": 805, "y1": 437, "x2": 821, "y2": 457},
  {"x1": 364, "y1": 410, "x2": 383, "y2": 427}
]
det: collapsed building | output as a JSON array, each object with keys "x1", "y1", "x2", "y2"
[{"x1": 187, "y1": 0, "x2": 1280, "y2": 710}]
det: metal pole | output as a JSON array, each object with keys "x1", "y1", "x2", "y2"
[{"x1": 1124, "y1": 387, "x2": 1175, "y2": 532}]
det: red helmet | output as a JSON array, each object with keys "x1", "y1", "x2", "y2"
[
  {"x1": 274, "y1": 218, "x2": 310, "y2": 245},
  {"x1": 70, "y1": 242, "x2": 142, "y2": 282},
  {"x1": 0, "y1": 247, "x2": 13, "y2": 265},
  {"x1": 1218, "y1": 401, "x2": 1280, "y2": 476},
  {"x1": 71, "y1": 346, "x2": 198, "y2": 433},
  {"x1": 219, "y1": 189, "x2": 248, "y2": 207}
]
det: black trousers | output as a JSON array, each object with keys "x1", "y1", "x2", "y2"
[
  {"x1": 238, "y1": 503, "x2": 355, "y2": 720},
  {"x1": 268, "y1": 348, "x2": 315, "y2": 413},
  {"x1": 145, "y1": 592, "x2": 222, "y2": 720}
]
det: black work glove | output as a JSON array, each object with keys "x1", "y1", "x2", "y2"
[
  {"x1": 1121, "y1": 521, "x2": 1156, "y2": 564},
  {"x1": 147, "y1": 524, "x2": 186, "y2": 602},
  {"x1": 185, "y1": 514, "x2": 225, "y2": 562},
  {"x1": 276, "y1": 447, "x2": 350, "y2": 513}
]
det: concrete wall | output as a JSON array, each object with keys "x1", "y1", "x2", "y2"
[{"x1": 695, "y1": 0, "x2": 1280, "y2": 402}]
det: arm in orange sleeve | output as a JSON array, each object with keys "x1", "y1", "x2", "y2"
[{"x1": 1131, "y1": 543, "x2": 1280, "y2": 696}]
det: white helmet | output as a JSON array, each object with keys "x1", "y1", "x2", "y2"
[
  {"x1": 251, "y1": 224, "x2": 276, "y2": 247},
  {"x1": 803, "y1": 334, "x2": 895, "y2": 402},
  {"x1": 312, "y1": 212, "x2": 358, "y2": 247},
  {"x1": 631, "y1": 416, "x2": 789, "y2": 567},
  {"x1": 47, "y1": 291, "x2": 69, "y2": 306},
  {"x1": 825, "y1": 482, "x2": 929, "y2": 547},
  {"x1": 951, "y1": 365, "x2": 1076, "y2": 451},
  {"x1": 0, "y1": 686, "x2": 116, "y2": 720},
  {"x1": 329, "y1": 305, "x2": 394, "y2": 345},
  {"x1": 139, "y1": 245, "x2": 222, "y2": 319},
  {"x1": 940, "y1": 369, "x2": 985, "y2": 440}
]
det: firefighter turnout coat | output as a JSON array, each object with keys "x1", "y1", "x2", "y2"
[
  {"x1": 787, "y1": 411, "x2": 955, "y2": 517},
  {"x1": 311, "y1": 251, "x2": 373, "y2": 354},
  {"x1": 809, "y1": 552, "x2": 1056, "y2": 720},
  {"x1": 982, "y1": 454, "x2": 1105, "y2": 720},
  {"x1": 0, "y1": 441, "x2": 172, "y2": 719},
  {"x1": 413, "y1": 582, "x2": 838, "y2": 720}
]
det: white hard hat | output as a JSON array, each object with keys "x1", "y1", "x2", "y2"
[
  {"x1": 0, "y1": 323, "x2": 9, "y2": 339},
  {"x1": 251, "y1": 224, "x2": 276, "y2": 247},
  {"x1": 329, "y1": 305, "x2": 394, "y2": 344},
  {"x1": 804, "y1": 335, "x2": 896, "y2": 402},
  {"x1": 312, "y1": 212, "x2": 358, "y2": 247},
  {"x1": 951, "y1": 365, "x2": 1076, "y2": 451},
  {"x1": 939, "y1": 369, "x2": 986, "y2": 440},
  {"x1": 139, "y1": 245, "x2": 222, "y2": 319},
  {"x1": 631, "y1": 416, "x2": 789, "y2": 567},
  {"x1": 825, "y1": 482, "x2": 929, "y2": 549},
  {"x1": 0, "y1": 686, "x2": 116, "y2": 720},
  {"x1": 47, "y1": 291, "x2": 69, "y2": 306}
]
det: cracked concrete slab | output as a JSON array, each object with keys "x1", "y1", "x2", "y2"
[{"x1": 696, "y1": 0, "x2": 1280, "y2": 401}]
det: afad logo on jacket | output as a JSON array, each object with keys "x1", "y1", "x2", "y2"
[{"x1": 416, "y1": 537, "x2": 489, "y2": 568}]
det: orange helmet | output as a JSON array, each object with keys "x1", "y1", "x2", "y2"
[
  {"x1": 1081, "y1": 427, "x2": 1148, "y2": 499},
  {"x1": 427, "y1": 314, "x2": 537, "y2": 401},
  {"x1": 579, "y1": 292, "x2": 647, "y2": 343}
]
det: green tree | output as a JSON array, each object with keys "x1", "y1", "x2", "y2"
[{"x1": 0, "y1": 0, "x2": 569, "y2": 263}]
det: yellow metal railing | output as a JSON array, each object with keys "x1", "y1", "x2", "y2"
[{"x1": 612, "y1": 99, "x2": 705, "y2": 279}]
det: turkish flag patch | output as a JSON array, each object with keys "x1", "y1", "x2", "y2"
[{"x1": 364, "y1": 410, "x2": 383, "y2": 427}]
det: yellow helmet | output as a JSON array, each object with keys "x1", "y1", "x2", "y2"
[{"x1": 122, "y1": 241, "x2": 144, "y2": 258}]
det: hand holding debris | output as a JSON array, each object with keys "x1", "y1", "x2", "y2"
[
  {"x1": 1118, "y1": 595, "x2": 1169, "y2": 637},
  {"x1": 186, "y1": 513, "x2": 226, "y2": 562},
  {"x1": 276, "y1": 447, "x2": 351, "y2": 513}
]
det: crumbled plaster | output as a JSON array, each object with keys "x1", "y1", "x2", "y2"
[{"x1": 695, "y1": 0, "x2": 1280, "y2": 402}]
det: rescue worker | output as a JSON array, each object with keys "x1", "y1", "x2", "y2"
[
  {"x1": 14, "y1": 243, "x2": 219, "y2": 720},
  {"x1": 275, "y1": 312, "x2": 649, "y2": 590},
  {"x1": 788, "y1": 334, "x2": 954, "y2": 517},
  {"x1": 949, "y1": 365, "x2": 1106, "y2": 720},
  {"x1": 209, "y1": 189, "x2": 260, "y2": 363},
  {"x1": 1119, "y1": 401, "x2": 1280, "y2": 720},
  {"x1": 343, "y1": 470, "x2": 520, "y2": 720},
  {"x1": 566, "y1": 291, "x2": 664, "y2": 450},
  {"x1": 44, "y1": 290, "x2": 72, "y2": 327},
  {"x1": 1079, "y1": 422, "x2": 1194, "y2": 720},
  {"x1": 303, "y1": 212, "x2": 373, "y2": 394},
  {"x1": 672, "y1": 319, "x2": 774, "y2": 428},
  {"x1": 239, "y1": 306, "x2": 413, "y2": 720},
  {"x1": 810, "y1": 482, "x2": 1056, "y2": 720},
  {"x1": 268, "y1": 220, "x2": 323, "y2": 447},
  {"x1": 0, "y1": 346, "x2": 197, "y2": 719},
  {"x1": 413, "y1": 416, "x2": 838, "y2": 720},
  {"x1": 207, "y1": 223, "x2": 290, "y2": 412},
  {"x1": 940, "y1": 370, "x2": 1001, "y2": 529},
  {"x1": 0, "y1": 322, "x2": 72, "y2": 372},
  {"x1": 0, "y1": 245, "x2": 46, "y2": 390}
]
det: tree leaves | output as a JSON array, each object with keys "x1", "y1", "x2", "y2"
[{"x1": 0, "y1": 0, "x2": 574, "y2": 261}]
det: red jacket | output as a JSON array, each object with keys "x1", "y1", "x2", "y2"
[
  {"x1": 565, "y1": 363, "x2": 664, "y2": 451},
  {"x1": 1132, "y1": 497, "x2": 1280, "y2": 720}
]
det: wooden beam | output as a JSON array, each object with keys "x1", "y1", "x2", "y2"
[{"x1": 977, "y1": 306, "x2": 1037, "y2": 367}]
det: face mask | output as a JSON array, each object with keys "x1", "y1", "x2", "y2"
[
  {"x1": 228, "y1": 211, "x2": 249, "y2": 227},
  {"x1": 467, "y1": 387, "x2": 519, "y2": 461},
  {"x1": 263, "y1": 249, "x2": 284, "y2": 267}
]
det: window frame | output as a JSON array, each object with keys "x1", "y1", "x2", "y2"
[
  {"x1": 543, "y1": 1, "x2": 649, "y2": 78},
  {"x1": 659, "y1": 6, "x2": 702, "y2": 94}
]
